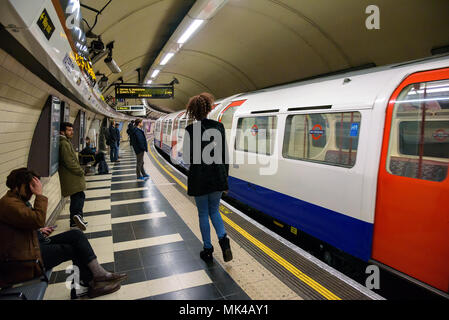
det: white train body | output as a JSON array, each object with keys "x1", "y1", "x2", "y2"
[{"x1": 154, "y1": 55, "x2": 449, "y2": 293}]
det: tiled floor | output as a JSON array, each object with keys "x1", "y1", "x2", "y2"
[{"x1": 44, "y1": 148, "x2": 251, "y2": 301}]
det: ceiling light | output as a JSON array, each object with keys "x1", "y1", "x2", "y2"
[
  {"x1": 151, "y1": 70, "x2": 160, "y2": 78},
  {"x1": 160, "y1": 53, "x2": 175, "y2": 66},
  {"x1": 177, "y1": 19, "x2": 204, "y2": 44}
]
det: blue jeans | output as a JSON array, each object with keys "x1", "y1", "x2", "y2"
[
  {"x1": 194, "y1": 191, "x2": 226, "y2": 249},
  {"x1": 110, "y1": 142, "x2": 118, "y2": 162}
]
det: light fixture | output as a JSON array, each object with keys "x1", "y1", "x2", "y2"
[
  {"x1": 160, "y1": 52, "x2": 175, "y2": 66},
  {"x1": 151, "y1": 70, "x2": 160, "y2": 78},
  {"x1": 177, "y1": 19, "x2": 204, "y2": 44}
]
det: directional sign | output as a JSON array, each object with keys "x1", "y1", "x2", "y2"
[{"x1": 115, "y1": 84, "x2": 174, "y2": 99}]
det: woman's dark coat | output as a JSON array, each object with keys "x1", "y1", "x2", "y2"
[{"x1": 183, "y1": 119, "x2": 229, "y2": 197}]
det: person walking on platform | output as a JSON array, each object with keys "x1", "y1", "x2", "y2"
[
  {"x1": 182, "y1": 93, "x2": 233, "y2": 263},
  {"x1": 132, "y1": 119, "x2": 149, "y2": 181},
  {"x1": 108, "y1": 120, "x2": 120, "y2": 163},
  {"x1": 127, "y1": 120, "x2": 135, "y2": 144},
  {"x1": 115, "y1": 122, "x2": 121, "y2": 159},
  {"x1": 59, "y1": 122, "x2": 88, "y2": 231},
  {"x1": 0, "y1": 168, "x2": 127, "y2": 299}
]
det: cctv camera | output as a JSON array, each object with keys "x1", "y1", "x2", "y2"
[
  {"x1": 98, "y1": 75, "x2": 109, "y2": 90},
  {"x1": 104, "y1": 56, "x2": 121, "y2": 74}
]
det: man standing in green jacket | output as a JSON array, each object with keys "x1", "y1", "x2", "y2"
[{"x1": 59, "y1": 122, "x2": 88, "y2": 231}]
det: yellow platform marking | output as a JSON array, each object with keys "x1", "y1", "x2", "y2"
[{"x1": 148, "y1": 147, "x2": 341, "y2": 300}]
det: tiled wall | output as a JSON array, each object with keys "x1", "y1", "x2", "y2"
[{"x1": 0, "y1": 48, "x2": 105, "y2": 221}]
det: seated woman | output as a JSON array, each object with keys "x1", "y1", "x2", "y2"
[{"x1": 0, "y1": 168, "x2": 127, "y2": 299}]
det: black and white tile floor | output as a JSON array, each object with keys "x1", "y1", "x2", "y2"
[{"x1": 44, "y1": 148, "x2": 250, "y2": 300}]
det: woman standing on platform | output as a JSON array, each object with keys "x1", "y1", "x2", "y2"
[{"x1": 183, "y1": 93, "x2": 233, "y2": 263}]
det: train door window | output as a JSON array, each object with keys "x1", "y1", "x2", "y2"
[
  {"x1": 221, "y1": 107, "x2": 238, "y2": 130},
  {"x1": 220, "y1": 100, "x2": 247, "y2": 130},
  {"x1": 179, "y1": 120, "x2": 187, "y2": 132},
  {"x1": 387, "y1": 79, "x2": 449, "y2": 182},
  {"x1": 283, "y1": 112, "x2": 361, "y2": 168},
  {"x1": 235, "y1": 116, "x2": 277, "y2": 155},
  {"x1": 168, "y1": 120, "x2": 173, "y2": 135}
]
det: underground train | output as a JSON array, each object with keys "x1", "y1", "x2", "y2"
[{"x1": 153, "y1": 55, "x2": 449, "y2": 294}]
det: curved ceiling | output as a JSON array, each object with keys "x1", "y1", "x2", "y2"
[{"x1": 82, "y1": 0, "x2": 449, "y2": 114}]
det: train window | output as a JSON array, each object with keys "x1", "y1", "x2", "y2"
[
  {"x1": 235, "y1": 116, "x2": 277, "y2": 155},
  {"x1": 167, "y1": 120, "x2": 173, "y2": 135},
  {"x1": 283, "y1": 112, "x2": 361, "y2": 168},
  {"x1": 221, "y1": 107, "x2": 238, "y2": 130},
  {"x1": 387, "y1": 79, "x2": 449, "y2": 182},
  {"x1": 179, "y1": 120, "x2": 186, "y2": 131}
]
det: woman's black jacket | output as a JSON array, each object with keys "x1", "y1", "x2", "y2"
[{"x1": 183, "y1": 119, "x2": 229, "y2": 197}]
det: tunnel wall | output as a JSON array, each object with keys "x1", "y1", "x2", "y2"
[{"x1": 0, "y1": 48, "x2": 104, "y2": 222}]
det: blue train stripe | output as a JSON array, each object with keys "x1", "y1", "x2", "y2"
[{"x1": 228, "y1": 176, "x2": 373, "y2": 261}]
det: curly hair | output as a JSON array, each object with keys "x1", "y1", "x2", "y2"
[
  {"x1": 6, "y1": 168, "x2": 39, "y2": 190},
  {"x1": 186, "y1": 93, "x2": 215, "y2": 121}
]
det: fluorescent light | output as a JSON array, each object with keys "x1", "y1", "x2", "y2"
[
  {"x1": 160, "y1": 53, "x2": 175, "y2": 66},
  {"x1": 177, "y1": 19, "x2": 204, "y2": 44},
  {"x1": 151, "y1": 70, "x2": 160, "y2": 78}
]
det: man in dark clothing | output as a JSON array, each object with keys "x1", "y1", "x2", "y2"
[
  {"x1": 108, "y1": 121, "x2": 120, "y2": 162},
  {"x1": 132, "y1": 119, "x2": 149, "y2": 181},
  {"x1": 127, "y1": 120, "x2": 135, "y2": 146},
  {"x1": 79, "y1": 137, "x2": 96, "y2": 165}
]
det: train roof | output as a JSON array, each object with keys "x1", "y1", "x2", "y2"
[{"x1": 233, "y1": 54, "x2": 449, "y2": 116}]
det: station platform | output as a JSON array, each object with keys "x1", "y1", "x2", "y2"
[{"x1": 43, "y1": 143, "x2": 384, "y2": 301}]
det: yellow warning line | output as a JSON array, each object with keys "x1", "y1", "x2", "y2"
[{"x1": 148, "y1": 147, "x2": 341, "y2": 300}]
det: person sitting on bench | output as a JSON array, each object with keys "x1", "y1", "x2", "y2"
[
  {"x1": 0, "y1": 168, "x2": 127, "y2": 299},
  {"x1": 79, "y1": 137, "x2": 96, "y2": 165}
]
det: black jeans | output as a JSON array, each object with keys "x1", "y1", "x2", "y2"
[
  {"x1": 136, "y1": 152, "x2": 147, "y2": 178},
  {"x1": 39, "y1": 229, "x2": 97, "y2": 284},
  {"x1": 70, "y1": 191, "x2": 85, "y2": 224}
]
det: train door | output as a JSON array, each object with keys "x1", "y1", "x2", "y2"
[
  {"x1": 219, "y1": 100, "x2": 247, "y2": 150},
  {"x1": 159, "y1": 120, "x2": 164, "y2": 149},
  {"x1": 372, "y1": 68, "x2": 449, "y2": 293},
  {"x1": 171, "y1": 112, "x2": 185, "y2": 160}
]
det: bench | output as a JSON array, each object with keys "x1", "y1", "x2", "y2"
[{"x1": 0, "y1": 260, "x2": 52, "y2": 300}]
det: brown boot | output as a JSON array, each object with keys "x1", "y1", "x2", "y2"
[{"x1": 88, "y1": 281, "x2": 121, "y2": 299}]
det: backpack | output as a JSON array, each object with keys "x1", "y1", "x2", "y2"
[{"x1": 98, "y1": 160, "x2": 109, "y2": 174}]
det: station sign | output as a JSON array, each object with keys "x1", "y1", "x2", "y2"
[
  {"x1": 37, "y1": 8, "x2": 55, "y2": 40},
  {"x1": 115, "y1": 84, "x2": 174, "y2": 99}
]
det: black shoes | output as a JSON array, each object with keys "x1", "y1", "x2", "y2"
[
  {"x1": 219, "y1": 236, "x2": 233, "y2": 262},
  {"x1": 200, "y1": 247, "x2": 214, "y2": 262},
  {"x1": 71, "y1": 215, "x2": 87, "y2": 231}
]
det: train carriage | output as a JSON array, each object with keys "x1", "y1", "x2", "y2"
[{"x1": 154, "y1": 55, "x2": 449, "y2": 294}]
